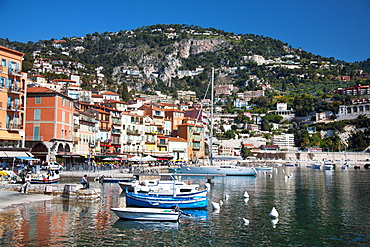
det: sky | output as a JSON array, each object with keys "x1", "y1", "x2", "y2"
[{"x1": 1, "y1": 0, "x2": 369, "y2": 62}]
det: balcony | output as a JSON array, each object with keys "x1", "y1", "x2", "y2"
[
  {"x1": 8, "y1": 68, "x2": 22, "y2": 77},
  {"x1": 127, "y1": 129, "x2": 141, "y2": 135},
  {"x1": 8, "y1": 85, "x2": 23, "y2": 93},
  {"x1": 6, "y1": 123, "x2": 23, "y2": 130},
  {"x1": 25, "y1": 136, "x2": 44, "y2": 141}
]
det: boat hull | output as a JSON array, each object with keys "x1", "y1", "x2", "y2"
[
  {"x1": 126, "y1": 193, "x2": 208, "y2": 209},
  {"x1": 180, "y1": 166, "x2": 257, "y2": 176},
  {"x1": 111, "y1": 207, "x2": 180, "y2": 221},
  {"x1": 31, "y1": 178, "x2": 59, "y2": 184}
]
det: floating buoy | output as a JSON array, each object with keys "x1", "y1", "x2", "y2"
[
  {"x1": 271, "y1": 218, "x2": 279, "y2": 228},
  {"x1": 243, "y1": 191, "x2": 249, "y2": 198},
  {"x1": 243, "y1": 218, "x2": 250, "y2": 225},
  {"x1": 211, "y1": 201, "x2": 221, "y2": 210},
  {"x1": 205, "y1": 183, "x2": 211, "y2": 190},
  {"x1": 224, "y1": 193, "x2": 229, "y2": 201},
  {"x1": 269, "y1": 207, "x2": 279, "y2": 218},
  {"x1": 244, "y1": 198, "x2": 249, "y2": 204},
  {"x1": 268, "y1": 174, "x2": 272, "y2": 178}
]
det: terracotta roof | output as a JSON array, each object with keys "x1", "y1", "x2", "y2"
[
  {"x1": 27, "y1": 87, "x2": 57, "y2": 93},
  {"x1": 52, "y1": 79, "x2": 76, "y2": 82},
  {"x1": 92, "y1": 94, "x2": 103, "y2": 98},
  {"x1": 168, "y1": 137, "x2": 187, "y2": 142},
  {"x1": 101, "y1": 91, "x2": 119, "y2": 95}
]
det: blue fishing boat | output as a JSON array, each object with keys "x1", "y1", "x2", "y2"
[{"x1": 126, "y1": 192, "x2": 208, "y2": 209}]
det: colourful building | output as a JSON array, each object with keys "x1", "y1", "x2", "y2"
[
  {"x1": 0, "y1": 45, "x2": 26, "y2": 147},
  {"x1": 25, "y1": 87, "x2": 75, "y2": 162}
]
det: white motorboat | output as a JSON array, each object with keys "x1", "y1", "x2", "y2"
[
  {"x1": 254, "y1": 165, "x2": 274, "y2": 171},
  {"x1": 324, "y1": 161, "x2": 334, "y2": 170},
  {"x1": 180, "y1": 164, "x2": 257, "y2": 176},
  {"x1": 111, "y1": 207, "x2": 181, "y2": 221},
  {"x1": 118, "y1": 174, "x2": 205, "y2": 196}
]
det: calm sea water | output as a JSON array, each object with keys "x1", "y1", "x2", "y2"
[{"x1": 1, "y1": 166, "x2": 370, "y2": 246}]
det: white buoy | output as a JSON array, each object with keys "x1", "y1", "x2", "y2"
[
  {"x1": 268, "y1": 174, "x2": 272, "y2": 178},
  {"x1": 243, "y1": 218, "x2": 250, "y2": 225},
  {"x1": 211, "y1": 201, "x2": 221, "y2": 210},
  {"x1": 243, "y1": 191, "x2": 250, "y2": 198},
  {"x1": 271, "y1": 218, "x2": 279, "y2": 228},
  {"x1": 205, "y1": 183, "x2": 211, "y2": 191},
  {"x1": 224, "y1": 193, "x2": 229, "y2": 201},
  {"x1": 269, "y1": 207, "x2": 279, "y2": 218}
]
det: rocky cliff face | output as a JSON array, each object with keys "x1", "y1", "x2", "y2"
[{"x1": 112, "y1": 38, "x2": 227, "y2": 90}]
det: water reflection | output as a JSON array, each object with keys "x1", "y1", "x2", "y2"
[
  {"x1": 0, "y1": 168, "x2": 370, "y2": 246},
  {"x1": 113, "y1": 219, "x2": 180, "y2": 230}
]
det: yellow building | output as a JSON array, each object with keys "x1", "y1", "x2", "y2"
[{"x1": 0, "y1": 46, "x2": 26, "y2": 147}]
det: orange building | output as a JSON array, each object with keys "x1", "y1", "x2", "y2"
[
  {"x1": 177, "y1": 122, "x2": 205, "y2": 161},
  {"x1": 0, "y1": 45, "x2": 26, "y2": 146},
  {"x1": 25, "y1": 87, "x2": 75, "y2": 162}
]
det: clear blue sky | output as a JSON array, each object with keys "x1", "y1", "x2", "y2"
[{"x1": 1, "y1": 0, "x2": 369, "y2": 62}]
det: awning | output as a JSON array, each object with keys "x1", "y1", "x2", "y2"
[
  {"x1": 5, "y1": 151, "x2": 30, "y2": 158},
  {"x1": 15, "y1": 156, "x2": 39, "y2": 161},
  {"x1": 0, "y1": 130, "x2": 10, "y2": 139},
  {"x1": 7, "y1": 132, "x2": 22, "y2": 140}
]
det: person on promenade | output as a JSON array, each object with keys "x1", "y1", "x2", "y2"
[
  {"x1": 20, "y1": 172, "x2": 32, "y2": 193},
  {"x1": 80, "y1": 174, "x2": 89, "y2": 189}
]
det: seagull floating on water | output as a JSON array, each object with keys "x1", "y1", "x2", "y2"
[
  {"x1": 219, "y1": 200, "x2": 224, "y2": 207},
  {"x1": 224, "y1": 194, "x2": 229, "y2": 201},
  {"x1": 269, "y1": 207, "x2": 279, "y2": 218},
  {"x1": 243, "y1": 191, "x2": 250, "y2": 198},
  {"x1": 243, "y1": 218, "x2": 250, "y2": 225}
]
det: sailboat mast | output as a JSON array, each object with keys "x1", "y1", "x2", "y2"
[{"x1": 210, "y1": 68, "x2": 214, "y2": 166}]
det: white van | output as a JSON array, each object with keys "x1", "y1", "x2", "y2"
[{"x1": 41, "y1": 162, "x2": 63, "y2": 170}]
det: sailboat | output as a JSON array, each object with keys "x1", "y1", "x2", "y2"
[{"x1": 180, "y1": 68, "x2": 257, "y2": 176}]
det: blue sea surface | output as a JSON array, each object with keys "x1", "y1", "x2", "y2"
[{"x1": 0, "y1": 167, "x2": 369, "y2": 246}]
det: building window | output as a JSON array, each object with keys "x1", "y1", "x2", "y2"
[
  {"x1": 62, "y1": 111, "x2": 65, "y2": 122},
  {"x1": 1, "y1": 59, "x2": 6, "y2": 68},
  {"x1": 34, "y1": 127, "x2": 40, "y2": 140},
  {"x1": 34, "y1": 109, "x2": 40, "y2": 120},
  {"x1": 35, "y1": 96, "x2": 41, "y2": 104},
  {"x1": 62, "y1": 98, "x2": 66, "y2": 106}
]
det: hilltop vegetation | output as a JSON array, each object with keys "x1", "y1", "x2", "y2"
[{"x1": 1, "y1": 24, "x2": 370, "y2": 152}]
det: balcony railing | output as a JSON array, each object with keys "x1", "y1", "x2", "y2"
[
  {"x1": 6, "y1": 123, "x2": 23, "y2": 129},
  {"x1": 25, "y1": 136, "x2": 44, "y2": 141}
]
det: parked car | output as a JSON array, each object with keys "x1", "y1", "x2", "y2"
[{"x1": 41, "y1": 162, "x2": 63, "y2": 171}]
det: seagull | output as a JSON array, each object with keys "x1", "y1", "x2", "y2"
[
  {"x1": 243, "y1": 191, "x2": 250, "y2": 198},
  {"x1": 224, "y1": 193, "x2": 229, "y2": 201},
  {"x1": 269, "y1": 207, "x2": 279, "y2": 218},
  {"x1": 243, "y1": 218, "x2": 250, "y2": 225},
  {"x1": 288, "y1": 173, "x2": 293, "y2": 179},
  {"x1": 219, "y1": 200, "x2": 224, "y2": 207}
]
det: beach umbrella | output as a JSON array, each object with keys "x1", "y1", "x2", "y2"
[{"x1": 0, "y1": 170, "x2": 8, "y2": 176}]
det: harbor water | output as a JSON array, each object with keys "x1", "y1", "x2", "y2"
[{"x1": 1, "y1": 166, "x2": 370, "y2": 246}]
